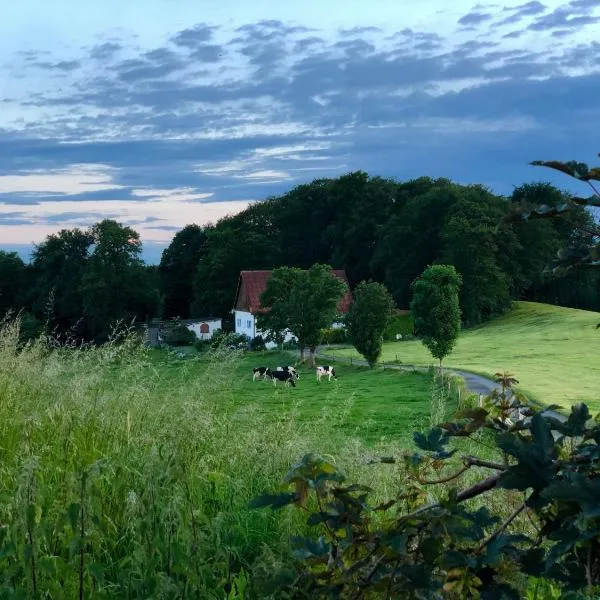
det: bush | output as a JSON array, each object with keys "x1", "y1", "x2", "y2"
[
  {"x1": 320, "y1": 327, "x2": 347, "y2": 345},
  {"x1": 250, "y1": 335, "x2": 266, "y2": 351},
  {"x1": 252, "y1": 381, "x2": 600, "y2": 598},
  {"x1": 193, "y1": 338, "x2": 212, "y2": 352},
  {"x1": 210, "y1": 329, "x2": 250, "y2": 350},
  {"x1": 383, "y1": 312, "x2": 414, "y2": 341},
  {"x1": 163, "y1": 322, "x2": 197, "y2": 345}
]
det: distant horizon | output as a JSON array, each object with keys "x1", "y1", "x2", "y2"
[{"x1": 2, "y1": 0, "x2": 599, "y2": 261}]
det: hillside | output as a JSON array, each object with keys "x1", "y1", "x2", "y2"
[{"x1": 336, "y1": 301, "x2": 600, "y2": 409}]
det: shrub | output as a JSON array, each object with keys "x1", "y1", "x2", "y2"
[
  {"x1": 384, "y1": 312, "x2": 414, "y2": 341},
  {"x1": 252, "y1": 382, "x2": 600, "y2": 598},
  {"x1": 250, "y1": 334, "x2": 266, "y2": 351},
  {"x1": 210, "y1": 329, "x2": 250, "y2": 350},
  {"x1": 163, "y1": 322, "x2": 197, "y2": 345},
  {"x1": 320, "y1": 327, "x2": 347, "y2": 345}
]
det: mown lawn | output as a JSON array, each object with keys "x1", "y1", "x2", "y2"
[
  {"x1": 334, "y1": 301, "x2": 600, "y2": 410},
  {"x1": 151, "y1": 350, "x2": 439, "y2": 446}
]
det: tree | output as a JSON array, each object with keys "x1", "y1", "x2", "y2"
[
  {"x1": 0, "y1": 251, "x2": 27, "y2": 317},
  {"x1": 251, "y1": 392, "x2": 600, "y2": 598},
  {"x1": 346, "y1": 281, "x2": 395, "y2": 367},
  {"x1": 159, "y1": 224, "x2": 208, "y2": 319},
  {"x1": 410, "y1": 264, "x2": 462, "y2": 374},
  {"x1": 80, "y1": 220, "x2": 160, "y2": 342},
  {"x1": 30, "y1": 228, "x2": 93, "y2": 335},
  {"x1": 258, "y1": 264, "x2": 347, "y2": 366}
]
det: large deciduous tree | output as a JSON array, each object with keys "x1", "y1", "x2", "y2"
[
  {"x1": 346, "y1": 281, "x2": 395, "y2": 368},
  {"x1": 258, "y1": 264, "x2": 347, "y2": 366},
  {"x1": 0, "y1": 251, "x2": 28, "y2": 318},
  {"x1": 410, "y1": 264, "x2": 462, "y2": 374},
  {"x1": 80, "y1": 220, "x2": 160, "y2": 342},
  {"x1": 30, "y1": 228, "x2": 93, "y2": 335},
  {"x1": 159, "y1": 224, "x2": 208, "y2": 319}
]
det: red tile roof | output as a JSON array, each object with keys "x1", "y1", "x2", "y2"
[{"x1": 234, "y1": 269, "x2": 352, "y2": 314}]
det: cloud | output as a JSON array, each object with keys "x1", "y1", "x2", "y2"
[
  {"x1": 527, "y1": 0, "x2": 600, "y2": 31},
  {"x1": 496, "y1": 1, "x2": 547, "y2": 26},
  {"x1": 90, "y1": 42, "x2": 123, "y2": 60},
  {"x1": 458, "y1": 11, "x2": 494, "y2": 26},
  {"x1": 2, "y1": 10, "x2": 600, "y2": 260},
  {"x1": 0, "y1": 164, "x2": 124, "y2": 196},
  {"x1": 31, "y1": 60, "x2": 81, "y2": 71},
  {"x1": 171, "y1": 24, "x2": 219, "y2": 48}
]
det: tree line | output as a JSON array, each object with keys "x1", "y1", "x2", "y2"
[
  {"x1": 163, "y1": 173, "x2": 599, "y2": 326},
  {"x1": 1, "y1": 171, "x2": 598, "y2": 342}
]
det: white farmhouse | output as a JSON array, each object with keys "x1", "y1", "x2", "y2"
[{"x1": 231, "y1": 269, "x2": 352, "y2": 348}]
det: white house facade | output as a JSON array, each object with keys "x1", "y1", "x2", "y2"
[
  {"x1": 185, "y1": 318, "x2": 222, "y2": 340},
  {"x1": 231, "y1": 269, "x2": 352, "y2": 348}
]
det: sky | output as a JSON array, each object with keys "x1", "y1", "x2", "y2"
[{"x1": 1, "y1": 0, "x2": 599, "y2": 264}]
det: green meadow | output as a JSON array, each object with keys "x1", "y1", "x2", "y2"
[
  {"x1": 0, "y1": 321, "x2": 445, "y2": 598},
  {"x1": 334, "y1": 301, "x2": 600, "y2": 410}
]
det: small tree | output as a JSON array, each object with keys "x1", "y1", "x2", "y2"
[
  {"x1": 258, "y1": 264, "x2": 347, "y2": 366},
  {"x1": 346, "y1": 281, "x2": 395, "y2": 367},
  {"x1": 410, "y1": 264, "x2": 462, "y2": 375}
]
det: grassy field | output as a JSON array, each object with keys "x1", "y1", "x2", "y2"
[
  {"x1": 334, "y1": 301, "x2": 600, "y2": 410},
  {"x1": 0, "y1": 320, "x2": 447, "y2": 598},
  {"x1": 154, "y1": 350, "x2": 443, "y2": 446}
]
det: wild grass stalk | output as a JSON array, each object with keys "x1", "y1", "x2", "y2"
[{"x1": 0, "y1": 317, "x2": 406, "y2": 597}]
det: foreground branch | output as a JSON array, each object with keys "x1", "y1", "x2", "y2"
[{"x1": 400, "y1": 472, "x2": 502, "y2": 521}]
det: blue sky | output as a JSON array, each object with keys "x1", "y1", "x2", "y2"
[{"x1": 1, "y1": 0, "x2": 599, "y2": 264}]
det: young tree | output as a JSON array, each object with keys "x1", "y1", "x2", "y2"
[
  {"x1": 346, "y1": 281, "x2": 395, "y2": 367},
  {"x1": 410, "y1": 264, "x2": 462, "y2": 375},
  {"x1": 258, "y1": 264, "x2": 347, "y2": 366}
]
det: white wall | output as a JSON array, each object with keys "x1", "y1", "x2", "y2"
[
  {"x1": 185, "y1": 319, "x2": 222, "y2": 340},
  {"x1": 234, "y1": 310, "x2": 255, "y2": 338}
]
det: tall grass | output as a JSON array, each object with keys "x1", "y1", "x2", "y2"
[{"x1": 0, "y1": 319, "x2": 405, "y2": 598}]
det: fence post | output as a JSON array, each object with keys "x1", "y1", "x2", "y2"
[{"x1": 350, "y1": 357, "x2": 353, "y2": 366}]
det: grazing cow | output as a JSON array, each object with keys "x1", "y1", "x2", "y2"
[
  {"x1": 316, "y1": 365, "x2": 337, "y2": 382},
  {"x1": 268, "y1": 370, "x2": 297, "y2": 387},
  {"x1": 276, "y1": 366, "x2": 299, "y2": 380},
  {"x1": 253, "y1": 366, "x2": 272, "y2": 381}
]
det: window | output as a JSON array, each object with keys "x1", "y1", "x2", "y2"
[
  {"x1": 247, "y1": 320, "x2": 252, "y2": 329},
  {"x1": 236, "y1": 318, "x2": 241, "y2": 327}
]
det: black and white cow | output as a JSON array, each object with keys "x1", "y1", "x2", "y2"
[
  {"x1": 276, "y1": 365, "x2": 299, "y2": 380},
  {"x1": 316, "y1": 365, "x2": 337, "y2": 382},
  {"x1": 252, "y1": 366, "x2": 272, "y2": 381},
  {"x1": 268, "y1": 369, "x2": 297, "y2": 387}
]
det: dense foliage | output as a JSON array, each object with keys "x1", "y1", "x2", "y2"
[
  {"x1": 346, "y1": 281, "x2": 395, "y2": 367},
  {"x1": 1, "y1": 170, "x2": 598, "y2": 341},
  {"x1": 252, "y1": 386, "x2": 600, "y2": 599},
  {"x1": 258, "y1": 264, "x2": 347, "y2": 365},
  {"x1": 5, "y1": 220, "x2": 160, "y2": 343},
  {"x1": 411, "y1": 265, "x2": 462, "y2": 371}
]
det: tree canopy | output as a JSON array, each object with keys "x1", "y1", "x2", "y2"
[
  {"x1": 258, "y1": 264, "x2": 347, "y2": 365},
  {"x1": 346, "y1": 281, "x2": 395, "y2": 367},
  {"x1": 410, "y1": 264, "x2": 462, "y2": 371}
]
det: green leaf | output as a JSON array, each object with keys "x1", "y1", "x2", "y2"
[
  {"x1": 413, "y1": 427, "x2": 449, "y2": 453},
  {"x1": 248, "y1": 492, "x2": 296, "y2": 510},
  {"x1": 290, "y1": 536, "x2": 331, "y2": 560}
]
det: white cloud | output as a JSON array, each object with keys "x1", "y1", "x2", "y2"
[
  {"x1": 131, "y1": 187, "x2": 214, "y2": 202},
  {"x1": 0, "y1": 164, "x2": 123, "y2": 195}
]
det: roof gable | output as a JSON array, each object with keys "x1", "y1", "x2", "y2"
[{"x1": 233, "y1": 269, "x2": 352, "y2": 314}]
